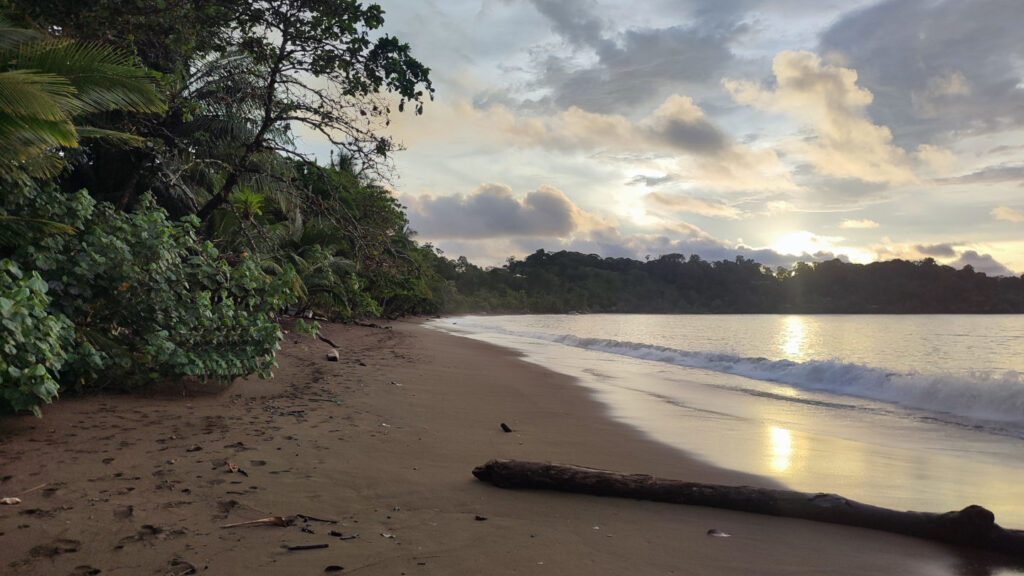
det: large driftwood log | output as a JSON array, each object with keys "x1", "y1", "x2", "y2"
[{"x1": 472, "y1": 459, "x2": 1024, "y2": 559}]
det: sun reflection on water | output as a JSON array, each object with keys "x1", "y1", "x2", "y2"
[
  {"x1": 780, "y1": 316, "x2": 806, "y2": 360},
  {"x1": 769, "y1": 426, "x2": 793, "y2": 472}
]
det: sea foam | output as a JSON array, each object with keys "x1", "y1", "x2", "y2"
[{"x1": 511, "y1": 330, "x2": 1024, "y2": 429}]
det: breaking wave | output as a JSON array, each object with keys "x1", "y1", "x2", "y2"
[{"x1": 530, "y1": 333, "x2": 1024, "y2": 427}]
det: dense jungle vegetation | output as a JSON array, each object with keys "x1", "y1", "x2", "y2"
[
  {"x1": 0, "y1": 0, "x2": 444, "y2": 415},
  {"x1": 437, "y1": 250, "x2": 1024, "y2": 315},
  {"x1": 1, "y1": 2, "x2": 1020, "y2": 417}
]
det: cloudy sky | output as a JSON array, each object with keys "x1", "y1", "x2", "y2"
[{"x1": 323, "y1": 0, "x2": 1024, "y2": 274}]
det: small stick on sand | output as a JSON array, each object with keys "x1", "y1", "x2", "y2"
[
  {"x1": 296, "y1": 514, "x2": 338, "y2": 524},
  {"x1": 19, "y1": 483, "x2": 48, "y2": 496},
  {"x1": 220, "y1": 516, "x2": 292, "y2": 528}
]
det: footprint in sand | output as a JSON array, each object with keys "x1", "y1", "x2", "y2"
[{"x1": 29, "y1": 538, "x2": 80, "y2": 558}]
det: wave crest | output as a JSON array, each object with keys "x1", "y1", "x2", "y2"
[{"x1": 545, "y1": 334, "x2": 1024, "y2": 426}]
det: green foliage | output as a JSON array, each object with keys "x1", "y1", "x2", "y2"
[
  {"x1": 294, "y1": 319, "x2": 319, "y2": 337},
  {"x1": 431, "y1": 249, "x2": 1024, "y2": 314},
  {"x1": 0, "y1": 18, "x2": 165, "y2": 178},
  {"x1": 0, "y1": 259, "x2": 74, "y2": 416},
  {"x1": 0, "y1": 182, "x2": 297, "y2": 414}
]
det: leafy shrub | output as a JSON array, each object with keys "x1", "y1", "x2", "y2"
[
  {"x1": 1, "y1": 183, "x2": 297, "y2": 414},
  {"x1": 0, "y1": 259, "x2": 74, "y2": 416}
]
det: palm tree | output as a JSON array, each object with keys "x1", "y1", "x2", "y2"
[{"x1": 0, "y1": 18, "x2": 165, "y2": 179}]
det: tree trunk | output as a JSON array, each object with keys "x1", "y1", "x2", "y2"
[{"x1": 472, "y1": 459, "x2": 1024, "y2": 559}]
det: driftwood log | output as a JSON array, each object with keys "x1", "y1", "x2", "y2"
[{"x1": 472, "y1": 459, "x2": 1024, "y2": 559}]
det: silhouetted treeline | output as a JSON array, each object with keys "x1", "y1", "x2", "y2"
[{"x1": 425, "y1": 250, "x2": 1024, "y2": 314}]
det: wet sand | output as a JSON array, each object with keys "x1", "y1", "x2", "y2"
[{"x1": 0, "y1": 321, "x2": 1015, "y2": 574}]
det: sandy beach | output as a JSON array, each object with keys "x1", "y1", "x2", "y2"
[{"x1": 0, "y1": 321, "x2": 1015, "y2": 575}]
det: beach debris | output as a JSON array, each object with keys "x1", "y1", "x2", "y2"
[
  {"x1": 357, "y1": 361, "x2": 367, "y2": 366},
  {"x1": 186, "y1": 444, "x2": 203, "y2": 452},
  {"x1": 285, "y1": 543, "x2": 329, "y2": 551},
  {"x1": 706, "y1": 529, "x2": 731, "y2": 538},
  {"x1": 220, "y1": 516, "x2": 292, "y2": 528},
  {"x1": 297, "y1": 514, "x2": 339, "y2": 524},
  {"x1": 324, "y1": 566, "x2": 344, "y2": 572},
  {"x1": 316, "y1": 332, "x2": 341, "y2": 348},
  {"x1": 500, "y1": 423, "x2": 512, "y2": 433},
  {"x1": 302, "y1": 526, "x2": 316, "y2": 534},
  {"x1": 167, "y1": 559, "x2": 198, "y2": 576},
  {"x1": 1, "y1": 497, "x2": 22, "y2": 505},
  {"x1": 20, "y1": 482, "x2": 47, "y2": 495},
  {"x1": 380, "y1": 532, "x2": 395, "y2": 539},
  {"x1": 226, "y1": 462, "x2": 248, "y2": 477},
  {"x1": 69, "y1": 565, "x2": 102, "y2": 575},
  {"x1": 390, "y1": 380, "x2": 403, "y2": 386},
  {"x1": 326, "y1": 350, "x2": 340, "y2": 362},
  {"x1": 473, "y1": 459, "x2": 1024, "y2": 560},
  {"x1": 474, "y1": 515, "x2": 488, "y2": 521}
]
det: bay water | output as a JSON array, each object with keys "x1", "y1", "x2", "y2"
[{"x1": 427, "y1": 314, "x2": 1024, "y2": 529}]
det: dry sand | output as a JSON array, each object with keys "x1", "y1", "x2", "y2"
[{"x1": 0, "y1": 321, "x2": 1017, "y2": 575}]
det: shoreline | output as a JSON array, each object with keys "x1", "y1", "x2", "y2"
[{"x1": 0, "y1": 321, "x2": 1014, "y2": 574}]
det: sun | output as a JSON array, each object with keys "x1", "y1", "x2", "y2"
[
  {"x1": 772, "y1": 231, "x2": 826, "y2": 257},
  {"x1": 770, "y1": 231, "x2": 878, "y2": 264}
]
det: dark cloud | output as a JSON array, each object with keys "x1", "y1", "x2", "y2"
[
  {"x1": 951, "y1": 250, "x2": 1014, "y2": 277},
  {"x1": 938, "y1": 164, "x2": 1024, "y2": 186},
  {"x1": 404, "y1": 184, "x2": 580, "y2": 239},
  {"x1": 820, "y1": 0, "x2": 1024, "y2": 147},
  {"x1": 526, "y1": 0, "x2": 611, "y2": 51},
  {"x1": 627, "y1": 174, "x2": 676, "y2": 187},
  {"x1": 914, "y1": 243, "x2": 956, "y2": 258},
  {"x1": 517, "y1": 0, "x2": 735, "y2": 114},
  {"x1": 651, "y1": 115, "x2": 730, "y2": 154}
]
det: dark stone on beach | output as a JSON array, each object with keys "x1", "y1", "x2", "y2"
[
  {"x1": 326, "y1": 350, "x2": 340, "y2": 362},
  {"x1": 474, "y1": 515, "x2": 488, "y2": 521},
  {"x1": 324, "y1": 566, "x2": 344, "y2": 572},
  {"x1": 500, "y1": 423, "x2": 512, "y2": 433}
]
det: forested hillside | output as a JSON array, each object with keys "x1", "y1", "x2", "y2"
[{"x1": 431, "y1": 250, "x2": 1024, "y2": 315}]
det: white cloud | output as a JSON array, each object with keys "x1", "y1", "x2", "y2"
[
  {"x1": 992, "y1": 206, "x2": 1024, "y2": 223},
  {"x1": 840, "y1": 219, "x2": 879, "y2": 229},
  {"x1": 724, "y1": 50, "x2": 915, "y2": 185},
  {"x1": 645, "y1": 192, "x2": 741, "y2": 219}
]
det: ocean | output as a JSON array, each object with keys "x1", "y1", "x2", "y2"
[{"x1": 427, "y1": 314, "x2": 1024, "y2": 529}]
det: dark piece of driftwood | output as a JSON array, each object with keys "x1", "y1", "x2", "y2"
[
  {"x1": 472, "y1": 459, "x2": 1024, "y2": 559},
  {"x1": 316, "y1": 332, "x2": 340, "y2": 349}
]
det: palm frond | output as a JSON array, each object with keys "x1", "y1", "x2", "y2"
[
  {"x1": 76, "y1": 126, "x2": 149, "y2": 147},
  {"x1": 0, "y1": 215, "x2": 76, "y2": 247},
  {"x1": 0, "y1": 70, "x2": 74, "y2": 121},
  {"x1": 14, "y1": 40, "x2": 165, "y2": 115},
  {"x1": 0, "y1": 17, "x2": 41, "y2": 52}
]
